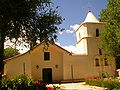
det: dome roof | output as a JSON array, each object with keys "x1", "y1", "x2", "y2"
[{"x1": 84, "y1": 11, "x2": 99, "y2": 23}]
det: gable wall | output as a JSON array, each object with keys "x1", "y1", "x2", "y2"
[{"x1": 30, "y1": 44, "x2": 63, "y2": 81}]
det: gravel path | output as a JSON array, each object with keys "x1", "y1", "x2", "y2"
[{"x1": 47, "y1": 82, "x2": 107, "y2": 90}]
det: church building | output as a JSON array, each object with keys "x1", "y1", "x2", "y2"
[{"x1": 3, "y1": 11, "x2": 116, "y2": 82}]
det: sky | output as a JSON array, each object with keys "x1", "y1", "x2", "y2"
[
  {"x1": 51, "y1": 0, "x2": 107, "y2": 53},
  {"x1": 5, "y1": 0, "x2": 107, "y2": 53}
]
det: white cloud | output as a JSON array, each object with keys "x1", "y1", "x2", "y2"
[
  {"x1": 55, "y1": 42, "x2": 80, "y2": 54},
  {"x1": 55, "y1": 42, "x2": 61, "y2": 46},
  {"x1": 62, "y1": 45, "x2": 78, "y2": 53},
  {"x1": 70, "y1": 24, "x2": 79, "y2": 31},
  {"x1": 59, "y1": 31, "x2": 64, "y2": 35},
  {"x1": 59, "y1": 30, "x2": 74, "y2": 34},
  {"x1": 65, "y1": 30, "x2": 74, "y2": 33},
  {"x1": 58, "y1": 24, "x2": 79, "y2": 35},
  {"x1": 59, "y1": 24, "x2": 79, "y2": 35},
  {"x1": 16, "y1": 45, "x2": 29, "y2": 53}
]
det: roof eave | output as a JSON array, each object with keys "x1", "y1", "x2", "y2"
[{"x1": 76, "y1": 22, "x2": 107, "y2": 32}]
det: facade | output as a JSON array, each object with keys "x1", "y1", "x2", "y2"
[{"x1": 4, "y1": 11, "x2": 116, "y2": 82}]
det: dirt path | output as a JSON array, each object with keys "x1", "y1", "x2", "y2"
[{"x1": 47, "y1": 82, "x2": 107, "y2": 90}]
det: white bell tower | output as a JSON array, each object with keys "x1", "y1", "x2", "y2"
[{"x1": 76, "y1": 11, "x2": 106, "y2": 55}]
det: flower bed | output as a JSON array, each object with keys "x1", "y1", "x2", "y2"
[
  {"x1": 85, "y1": 77, "x2": 120, "y2": 90},
  {"x1": 0, "y1": 75, "x2": 58, "y2": 90}
]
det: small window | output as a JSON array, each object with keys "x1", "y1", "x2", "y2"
[
  {"x1": 99, "y1": 48, "x2": 102, "y2": 55},
  {"x1": 104, "y1": 58, "x2": 108, "y2": 66},
  {"x1": 95, "y1": 58, "x2": 100, "y2": 66},
  {"x1": 96, "y1": 29, "x2": 99, "y2": 37},
  {"x1": 44, "y1": 52, "x2": 50, "y2": 60}
]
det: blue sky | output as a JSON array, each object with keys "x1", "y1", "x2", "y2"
[{"x1": 53, "y1": 0, "x2": 107, "y2": 48}]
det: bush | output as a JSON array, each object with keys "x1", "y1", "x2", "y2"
[
  {"x1": 0, "y1": 75, "x2": 33, "y2": 90},
  {"x1": 12, "y1": 74, "x2": 33, "y2": 89},
  {"x1": 33, "y1": 80, "x2": 47, "y2": 90},
  {"x1": 85, "y1": 78, "x2": 120, "y2": 90},
  {"x1": 0, "y1": 74, "x2": 56, "y2": 90}
]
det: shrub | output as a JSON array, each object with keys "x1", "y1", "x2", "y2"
[
  {"x1": 0, "y1": 75, "x2": 33, "y2": 90},
  {"x1": 0, "y1": 75, "x2": 47, "y2": 90},
  {"x1": 85, "y1": 78, "x2": 120, "y2": 90},
  {"x1": 0, "y1": 74, "x2": 61, "y2": 90},
  {"x1": 33, "y1": 80, "x2": 47, "y2": 90},
  {"x1": 12, "y1": 74, "x2": 33, "y2": 89}
]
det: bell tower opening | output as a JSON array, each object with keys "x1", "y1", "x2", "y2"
[{"x1": 96, "y1": 29, "x2": 99, "y2": 37}]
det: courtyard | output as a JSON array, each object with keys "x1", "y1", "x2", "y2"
[{"x1": 47, "y1": 82, "x2": 107, "y2": 90}]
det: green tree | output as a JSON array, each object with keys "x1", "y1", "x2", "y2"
[
  {"x1": 4, "y1": 47, "x2": 20, "y2": 59},
  {"x1": 99, "y1": 0, "x2": 120, "y2": 68},
  {"x1": 0, "y1": 0, "x2": 63, "y2": 78}
]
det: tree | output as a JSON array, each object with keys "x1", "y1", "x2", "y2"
[
  {"x1": 99, "y1": 0, "x2": 120, "y2": 68},
  {"x1": 4, "y1": 47, "x2": 20, "y2": 59},
  {"x1": 28, "y1": 6, "x2": 64, "y2": 48},
  {"x1": 0, "y1": 0, "x2": 63, "y2": 78}
]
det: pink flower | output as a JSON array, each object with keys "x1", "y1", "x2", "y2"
[
  {"x1": 34, "y1": 81, "x2": 40, "y2": 85},
  {"x1": 47, "y1": 87, "x2": 54, "y2": 90}
]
